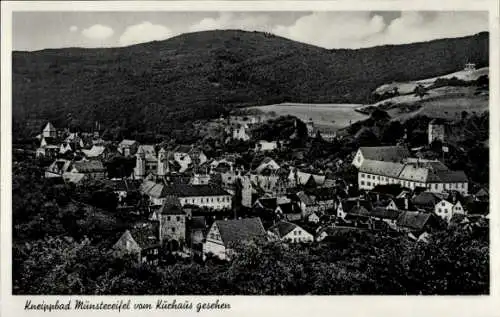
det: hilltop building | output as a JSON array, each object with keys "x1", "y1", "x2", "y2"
[{"x1": 428, "y1": 119, "x2": 446, "y2": 145}]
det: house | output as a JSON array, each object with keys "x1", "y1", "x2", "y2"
[
  {"x1": 396, "y1": 211, "x2": 440, "y2": 233},
  {"x1": 42, "y1": 122, "x2": 57, "y2": 138},
  {"x1": 275, "y1": 202, "x2": 302, "y2": 222},
  {"x1": 113, "y1": 222, "x2": 160, "y2": 265},
  {"x1": 36, "y1": 136, "x2": 60, "y2": 158},
  {"x1": 232, "y1": 124, "x2": 251, "y2": 141},
  {"x1": 268, "y1": 221, "x2": 314, "y2": 243},
  {"x1": 111, "y1": 178, "x2": 139, "y2": 202},
  {"x1": 336, "y1": 199, "x2": 372, "y2": 220},
  {"x1": 307, "y1": 212, "x2": 320, "y2": 224},
  {"x1": 412, "y1": 191, "x2": 444, "y2": 212},
  {"x1": 203, "y1": 217, "x2": 268, "y2": 260},
  {"x1": 255, "y1": 140, "x2": 278, "y2": 152},
  {"x1": 68, "y1": 160, "x2": 106, "y2": 180},
  {"x1": 352, "y1": 145, "x2": 410, "y2": 169},
  {"x1": 118, "y1": 139, "x2": 139, "y2": 157},
  {"x1": 474, "y1": 187, "x2": 489, "y2": 201},
  {"x1": 316, "y1": 225, "x2": 369, "y2": 242},
  {"x1": 45, "y1": 159, "x2": 72, "y2": 178},
  {"x1": 59, "y1": 142, "x2": 74, "y2": 156},
  {"x1": 140, "y1": 181, "x2": 232, "y2": 210},
  {"x1": 434, "y1": 199, "x2": 466, "y2": 223},
  {"x1": 81, "y1": 145, "x2": 108, "y2": 159},
  {"x1": 253, "y1": 197, "x2": 278, "y2": 212},
  {"x1": 369, "y1": 207, "x2": 402, "y2": 227},
  {"x1": 254, "y1": 157, "x2": 280, "y2": 174},
  {"x1": 173, "y1": 145, "x2": 207, "y2": 172}
]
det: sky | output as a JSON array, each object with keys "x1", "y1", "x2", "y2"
[{"x1": 12, "y1": 11, "x2": 489, "y2": 51}]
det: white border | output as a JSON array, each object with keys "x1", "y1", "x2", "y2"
[{"x1": 1, "y1": 1, "x2": 499, "y2": 317}]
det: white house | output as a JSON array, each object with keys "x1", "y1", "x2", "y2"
[
  {"x1": 255, "y1": 140, "x2": 278, "y2": 152},
  {"x1": 268, "y1": 221, "x2": 314, "y2": 243},
  {"x1": 434, "y1": 199, "x2": 466, "y2": 223}
]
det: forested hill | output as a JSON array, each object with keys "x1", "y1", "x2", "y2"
[{"x1": 12, "y1": 30, "x2": 489, "y2": 137}]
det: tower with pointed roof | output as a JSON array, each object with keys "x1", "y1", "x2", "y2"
[
  {"x1": 42, "y1": 122, "x2": 57, "y2": 138},
  {"x1": 134, "y1": 148, "x2": 146, "y2": 179}
]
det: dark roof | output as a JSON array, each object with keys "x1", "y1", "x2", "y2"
[
  {"x1": 256, "y1": 197, "x2": 277, "y2": 210},
  {"x1": 72, "y1": 160, "x2": 105, "y2": 173},
  {"x1": 215, "y1": 217, "x2": 267, "y2": 246},
  {"x1": 276, "y1": 202, "x2": 301, "y2": 214},
  {"x1": 393, "y1": 197, "x2": 415, "y2": 211},
  {"x1": 359, "y1": 160, "x2": 405, "y2": 178},
  {"x1": 305, "y1": 187, "x2": 337, "y2": 201},
  {"x1": 475, "y1": 188, "x2": 489, "y2": 197},
  {"x1": 347, "y1": 205, "x2": 370, "y2": 216},
  {"x1": 396, "y1": 211, "x2": 432, "y2": 230},
  {"x1": 162, "y1": 184, "x2": 229, "y2": 197},
  {"x1": 160, "y1": 196, "x2": 185, "y2": 215},
  {"x1": 412, "y1": 192, "x2": 443, "y2": 208},
  {"x1": 371, "y1": 184, "x2": 404, "y2": 197},
  {"x1": 341, "y1": 199, "x2": 373, "y2": 213},
  {"x1": 129, "y1": 223, "x2": 159, "y2": 249},
  {"x1": 112, "y1": 179, "x2": 138, "y2": 192},
  {"x1": 370, "y1": 207, "x2": 402, "y2": 220},
  {"x1": 426, "y1": 170, "x2": 468, "y2": 183},
  {"x1": 175, "y1": 145, "x2": 192, "y2": 153},
  {"x1": 269, "y1": 221, "x2": 297, "y2": 238},
  {"x1": 359, "y1": 146, "x2": 410, "y2": 162}
]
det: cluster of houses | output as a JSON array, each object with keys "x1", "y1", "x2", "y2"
[{"x1": 36, "y1": 118, "x2": 488, "y2": 265}]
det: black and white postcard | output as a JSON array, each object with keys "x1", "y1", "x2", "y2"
[{"x1": 1, "y1": 1, "x2": 499, "y2": 316}]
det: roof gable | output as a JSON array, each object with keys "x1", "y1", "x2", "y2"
[{"x1": 215, "y1": 218, "x2": 267, "y2": 247}]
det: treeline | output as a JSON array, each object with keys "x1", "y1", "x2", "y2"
[{"x1": 14, "y1": 227, "x2": 489, "y2": 295}]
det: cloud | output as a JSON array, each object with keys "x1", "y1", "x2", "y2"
[
  {"x1": 271, "y1": 11, "x2": 488, "y2": 49},
  {"x1": 189, "y1": 12, "x2": 273, "y2": 33},
  {"x1": 69, "y1": 25, "x2": 78, "y2": 33},
  {"x1": 81, "y1": 24, "x2": 114, "y2": 40},
  {"x1": 119, "y1": 22, "x2": 174, "y2": 46}
]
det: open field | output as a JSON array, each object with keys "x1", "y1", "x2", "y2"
[
  {"x1": 374, "y1": 67, "x2": 489, "y2": 95},
  {"x1": 249, "y1": 103, "x2": 368, "y2": 130}
]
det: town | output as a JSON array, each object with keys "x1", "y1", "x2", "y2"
[{"x1": 13, "y1": 107, "x2": 488, "y2": 273}]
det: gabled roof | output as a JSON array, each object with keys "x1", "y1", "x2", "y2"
[
  {"x1": 475, "y1": 188, "x2": 489, "y2": 197},
  {"x1": 269, "y1": 221, "x2": 298, "y2": 238},
  {"x1": 129, "y1": 222, "x2": 159, "y2": 249},
  {"x1": 215, "y1": 217, "x2": 267, "y2": 247},
  {"x1": 43, "y1": 122, "x2": 56, "y2": 132},
  {"x1": 412, "y1": 192, "x2": 443, "y2": 208},
  {"x1": 396, "y1": 211, "x2": 432, "y2": 230},
  {"x1": 359, "y1": 146, "x2": 410, "y2": 162},
  {"x1": 72, "y1": 160, "x2": 105, "y2": 173},
  {"x1": 359, "y1": 160, "x2": 405, "y2": 178},
  {"x1": 175, "y1": 145, "x2": 192, "y2": 154},
  {"x1": 162, "y1": 184, "x2": 230, "y2": 198},
  {"x1": 160, "y1": 196, "x2": 185, "y2": 215},
  {"x1": 119, "y1": 139, "x2": 138, "y2": 147},
  {"x1": 370, "y1": 207, "x2": 402, "y2": 220},
  {"x1": 81, "y1": 145, "x2": 106, "y2": 158}
]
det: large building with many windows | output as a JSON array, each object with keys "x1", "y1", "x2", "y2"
[{"x1": 353, "y1": 147, "x2": 468, "y2": 195}]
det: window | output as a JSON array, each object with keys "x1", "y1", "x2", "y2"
[
  {"x1": 294, "y1": 231, "x2": 298, "y2": 236},
  {"x1": 438, "y1": 208, "x2": 442, "y2": 213},
  {"x1": 442, "y1": 202, "x2": 446, "y2": 206},
  {"x1": 367, "y1": 175, "x2": 371, "y2": 179},
  {"x1": 378, "y1": 176, "x2": 381, "y2": 180},
  {"x1": 360, "y1": 181, "x2": 365, "y2": 186},
  {"x1": 167, "y1": 216, "x2": 171, "y2": 221},
  {"x1": 361, "y1": 173, "x2": 365, "y2": 178},
  {"x1": 367, "y1": 182, "x2": 371, "y2": 186},
  {"x1": 176, "y1": 216, "x2": 180, "y2": 221},
  {"x1": 171, "y1": 228, "x2": 176, "y2": 233}
]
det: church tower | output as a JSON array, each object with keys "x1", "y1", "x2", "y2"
[
  {"x1": 134, "y1": 148, "x2": 146, "y2": 179},
  {"x1": 241, "y1": 175, "x2": 253, "y2": 208},
  {"x1": 157, "y1": 148, "x2": 169, "y2": 177}
]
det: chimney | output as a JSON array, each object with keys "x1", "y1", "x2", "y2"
[{"x1": 404, "y1": 197, "x2": 409, "y2": 210}]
